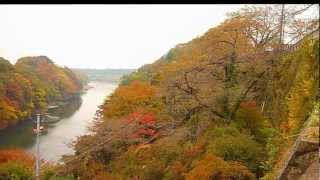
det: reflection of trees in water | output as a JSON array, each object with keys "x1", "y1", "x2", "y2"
[
  {"x1": 0, "y1": 95, "x2": 82, "y2": 149},
  {"x1": 0, "y1": 120, "x2": 35, "y2": 149},
  {"x1": 48, "y1": 96, "x2": 82, "y2": 119}
]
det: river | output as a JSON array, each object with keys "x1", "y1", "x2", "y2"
[{"x1": 0, "y1": 81, "x2": 117, "y2": 162}]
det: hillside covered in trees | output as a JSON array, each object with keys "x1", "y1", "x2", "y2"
[
  {"x1": 0, "y1": 5, "x2": 318, "y2": 180},
  {"x1": 39, "y1": 6, "x2": 317, "y2": 180},
  {"x1": 0, "y1": 56, "x2": 86, "y2": 130}
]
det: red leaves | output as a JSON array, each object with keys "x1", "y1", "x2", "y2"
[
  {"x1": 126, "y1": 110, "x2": 157, "y2": 139},
  {"x1": 0, "y1": 149, "x2": 34, "y2": 168},
  {"x1": 240, "y1": 100, "x2": 257, "y2": 110}
]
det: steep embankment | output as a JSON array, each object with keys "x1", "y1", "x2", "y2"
[
  {"x1": 17, "y1": 6, "x2": 317, "y2": 180},
  {"x1": 0, "y1": 56, "x2": 85, "y2": 130}
]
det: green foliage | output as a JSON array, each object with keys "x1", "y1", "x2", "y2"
[
  {"x1": 267, "y1": 39, "x2": 319, "y2": 133},
  {"x1": 235, "y1": 101, "x2": 274, "y2": 143},
  {"x1": 0, "y1": 58, "x2": 14, "y2": 72},
  {"x1": 309, "y1": 101, "x2": 320, "y2": 127},
  {"x1": 204, "y1": 126, "x2": 265, "y2": 173},
  {"x1": 284, "y1": 39, "x2": 319, "y2": 133},
  {"x1": 41, "y1": 168, "x2": 75, "y2": 180},
  {"x1": 120, "y1": 70, "x2": 151, "y2": 85},
  {"x1": 259, "y1": 130, "x2": 284, "y2": 172},
  {"x1": 0, "y1": 162, "x2": 34, "y2": 180}
]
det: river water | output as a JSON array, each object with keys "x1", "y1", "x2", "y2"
[{"x1": 0, "y1": 81, "x2": 117, "y2": 162}]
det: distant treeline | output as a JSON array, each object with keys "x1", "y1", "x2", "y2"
[{"x1": 73, "y1": 68, "x2": 135, "y2": 83}]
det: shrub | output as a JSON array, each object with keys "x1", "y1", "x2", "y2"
[
  {"x1": 185, "y1": 154, "x2": 255, "y2": 180},
  {"x1": 0, "y1": 161, "x2": 34, "y2": 180},
  {"x1": 0, "y1": 149, "x2": 34, "y2": 167},
  {"x1": 204, "y1": 126, "x2": 265, "y2": 173},
  {"x1": 235, "y1": 100, "x2": 273, "y2": 143}
]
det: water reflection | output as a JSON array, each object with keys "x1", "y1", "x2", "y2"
[
  {"x1": 48, "y1": 95, "x2": 83, "y2": 119},
  {"x1": 0, "y1": 120, "x2": 35, "y2": 149},
  {"x1": 0, "y1": 96, "x2": 82, "y2": 149},
  {"x1": 0, "y1": 82, "x2": 117, "y2": 162}
]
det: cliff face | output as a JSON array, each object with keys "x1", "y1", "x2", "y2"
[
  {"x1": 277, "y1": 105, "x2": 319, "y2": 180},
  {"x1": 279, "y1": 130, "x2": 319, "y2": 179},
  {"x1": 299, "y1": 161, "x2": 319, "y2": 180}
]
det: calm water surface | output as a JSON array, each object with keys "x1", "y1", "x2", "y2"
[{"x1": 0, "y1": 81, "x2": 117, "y2": 162}]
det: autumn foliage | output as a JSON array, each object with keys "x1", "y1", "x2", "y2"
[
  {"x1": 0, "y1": 149, "x2": 35, "y2": 179},
  {"x1": 55, "y1": 5, "x2": 318, "y2": 180},
  {"x1": 126, "y1": 110, "x2": 157, "y2": 139},
  {"x1": 103, "y1": 80, "x2": 161, "y2": 118},
  {"x1": 185, "y1": 154, "x2": 255, "y2": 180},
  {"x1": 0, "y1": 56, "x2": 84, "y2": 130},
  {"x1": 0, "y1": 149, "x2": 34, "y2": 167}
]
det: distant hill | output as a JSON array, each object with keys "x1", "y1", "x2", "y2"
[
  {"x1": 0, "y1": 56, "x2": 84, "y2": 130},
  {"x1": 73, "y1": 68, "x2": 135, "y2": 83}
]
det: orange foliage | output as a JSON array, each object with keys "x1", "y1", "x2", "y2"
[
  {"x1": 0, "y1": 149, "x2": 34, "y2": 168},
  {"x1": 240, "y1": 100, "x2": 257, "y2": 110},
  {"x1": 103, "y1": 81, "x2": 158, "y2": 118},
  {"x1": 168, "y1": 161, "x2": 187, "y2": 179},
  {"x1": 237, "y1": 100, "x2": 269, "y2": 138},
  {"x1": 185, "y1": 154, "x2": 255, "y2": 180},
  {"x1": 37, "y1": 60, "x2": 59, "y2": 82},
  {"x1": 116, "y1": 80, "x2": 155, "y2": 100},
  {"x1": 183, "y1": 142, "x2": 206, "y2": 159},
  {"x1": 0, "y1": 99, "x2": 18, "y2": 129},
  {"x1": 126, "y1": 110, "x2": 157, "y2": 139}
]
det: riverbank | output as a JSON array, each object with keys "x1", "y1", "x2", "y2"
[
  {"x1": 0, "y1": 56, "x2": 85, "y2": 131},
  {"x1": 0, "y1": 81, "x2": 118, "y2": 162}
]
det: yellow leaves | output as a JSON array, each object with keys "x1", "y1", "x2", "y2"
[
  {"x1": 169, "y1": 161, "x2": 186, "y2": 178},
  {"x1": 0, "y1": 100, "x2": 18, "y2": 129},
  {"x1": 134, "y1": 144, "x2": 152, "y2": 154},
  {"x1": 282, "y1": 39, "x2": 319, "y2": 133},
  {"x1": 117, "y1": 81, "x2": 156, "y2": 100},
  {"x1": 185, "y1": 154, "x2": 255, "y2": 180},
  {"x1": 301, "y1": 79, "x2": 313, "y2": 97},
  {"x1": 103, "y1": 81, "x2": 161, "y2": 118}
]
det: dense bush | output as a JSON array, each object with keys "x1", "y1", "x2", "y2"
[
  {"x1": 185, "y1": 154, "x2": 255, "y2": 180},
  {"x1": 204, "y1": 126, "x2": 265, "y2": 173},
  {"x1": 0, "y1": 149, "x2": 35, "y2": 180},
  {"x1": 0, "y1": 162, "x2": 34, "y2": 180}
]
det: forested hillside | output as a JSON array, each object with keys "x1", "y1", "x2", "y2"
[
  {"x1": 0, "y1": 56, "x2": 85, "y2": 130},
  {"x1": 40, "y1": 6, "x2": 318, "y2": 180}
]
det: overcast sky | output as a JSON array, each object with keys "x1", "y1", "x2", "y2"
[{"x1": 0, "y1": 5, "x2": 318, "y2": 69}]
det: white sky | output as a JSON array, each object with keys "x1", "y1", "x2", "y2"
[{"x1": 0, "y1": 4, "x2": 318, "y2": 69}]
